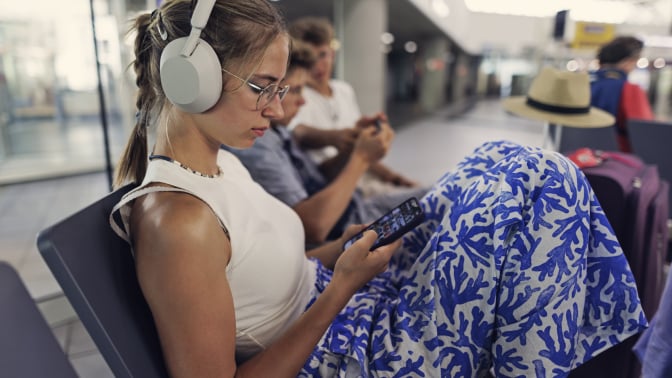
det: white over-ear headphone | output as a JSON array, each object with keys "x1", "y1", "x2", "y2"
[{"x1": 159, "y1": 0, "x2": 222, "y2": 113}]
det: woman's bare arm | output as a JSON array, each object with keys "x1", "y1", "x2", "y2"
[
  {"x1": 131, "y1": 192, "x2": 395, "y2": 377},
  {"x1": 238, "y1": 231, "x2": 398, "y2": 377},
  {"x1": 132, "y1": 192, "x2": 238, "y2": 377},
  {"x1": 304, "y1": 224, "x2": 367, "y2": 269}
]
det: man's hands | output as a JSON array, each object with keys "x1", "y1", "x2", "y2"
[
  {"x1": 328, "y1": 128, "x2": 359, "y2": 154},
  {"x1": 310, "y1": 112, "x2": 419, "y2": 189},
  {"x1": 352, "y1": 125, "x2": 393, "y2": 164},
  {"x1": 329, "y1": 113, "x2": 390, "y2": 155}
]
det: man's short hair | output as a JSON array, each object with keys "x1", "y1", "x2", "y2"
[
  {"x1": 288, "y1": 17, "x2": 334, "y2": 47},
  {"x1": 597, "y1": 36, "x2": 644, "y2": 65},
  {"x1": 289, "y1": 39, "x2": 317, "y2": 72}
]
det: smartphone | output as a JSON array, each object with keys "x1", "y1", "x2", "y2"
[
  {"x1": 343, "y1": 197, "x2": 425, "y2": 251},
  {"x1": 373, "y1": 118, "x2": 382, "y2": 133}
]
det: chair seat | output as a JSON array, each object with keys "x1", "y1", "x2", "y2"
[{"x1": 0, "y1": 262, "x2": 78, "y2": 378}]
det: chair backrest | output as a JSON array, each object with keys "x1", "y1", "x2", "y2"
[
  {"x1": 628, "y1": 118, "x2": 672, "y2": 195},
  {"x1": 629, "y1": 119, "x2": 672, "y2": 220},
  {"x1": 0, "y1": 261, "x2": 78, "y2": 378},
  {"x1": 553, "y1": 123, "x2": 620, "y2": 154},
  {"x1": 37, "y1": 184, "x2": 169, "y2": 378}
]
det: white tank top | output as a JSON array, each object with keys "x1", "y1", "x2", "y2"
[
  {"x1": 288, "y1": 79, "x2": 362, "y2": 164},
  {"x1": 111, "y1": 150, "x2": 317, "y2": 362}
]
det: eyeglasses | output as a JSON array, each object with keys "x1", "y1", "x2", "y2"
[
  {"x1": 286, "y1": 85, "x2": 304, "y2": 96},
  {"x1": 222, "y1": 68, "x2": 290, "y2": 110}
]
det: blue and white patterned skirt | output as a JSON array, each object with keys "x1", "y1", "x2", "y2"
[{"x1": 300, "y1": 140, "x2": 647, "y2": 378}]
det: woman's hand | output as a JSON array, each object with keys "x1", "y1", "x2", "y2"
[
  {"x1": 338, "y1": 223, "x2": 367, "y2": 245},
  {"x1": 332, "y1": 230, "x2": 400, "y2": 294}
]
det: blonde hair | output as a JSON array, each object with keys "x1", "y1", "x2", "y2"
[{"x1": 115, "y1": 0, "x2": 286, "y2": 187}]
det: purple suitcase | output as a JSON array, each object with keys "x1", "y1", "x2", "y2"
[
  {"x1": 579, "y1": 152, "x2": 668, "y2": 318},
  {"x1": 567, "y1": 150, "x2": 669, "y2": 378}
]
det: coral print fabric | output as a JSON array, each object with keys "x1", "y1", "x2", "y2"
[{"x1": 300, "y1": 140, "x2": 647, "y2": 377}]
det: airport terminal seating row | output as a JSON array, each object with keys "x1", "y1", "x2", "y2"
[
  {"x1": 0, "y1": 262, "x2": 78, "y2": 378},
  {"x1": 19, "y1": 120, "x2": 672, "y2": 376},
  {"x1": 628, "y1": 119, "x2": 672, "y2": 219},
  {"x1": 36, "y1": 183, "x2": 169, "y2": 378}
]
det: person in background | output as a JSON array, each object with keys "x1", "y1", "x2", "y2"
[
  {"x1": 287, "y1": 16, "x2": 418, "y2": 197},
  {"x1": 590, "y1": 35, "x2": 654, "y2": 152},
  {"x1": 225, "y1": 39, "x2": 428, "y2": 245},
  {"x1": 111, "y1": 1, "x2": 646, "y2": 376},
  {"x1": 634, "y1": 264, "x2": 672, "y2": 378}
]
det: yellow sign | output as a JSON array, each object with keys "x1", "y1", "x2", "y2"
[{"x1": 571, "y1": 22, "x2": 615, "y2": 50}]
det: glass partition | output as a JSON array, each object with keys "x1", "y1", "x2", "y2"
[{"x1": 0, "y1": 0, "x2": 131, "y2": 185}]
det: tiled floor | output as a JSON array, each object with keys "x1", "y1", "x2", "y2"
[
  {"x1": 0, "y1": 172, "x2": 115, "y2": 377},
  {"x1": 0, "y1": 99, "x2": 544, "y2": 376}
]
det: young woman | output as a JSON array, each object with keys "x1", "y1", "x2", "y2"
[{"x1": 112, "y1": 1, "x2": 646, "y2": 376}]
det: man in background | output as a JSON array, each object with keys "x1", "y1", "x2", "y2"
[{"x1": 288, "y1": 16, "x2": 418, "y2": 197}]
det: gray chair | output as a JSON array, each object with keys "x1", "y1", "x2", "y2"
[
  {"x1": 628, "y1": 119, "x2": 672, "y2": 207},
  {"x1": 628, "y1": 118, "x2": 672, "y2": 262},
  {"x1": 37, "y1": 184, "x2": 169, "y2": 378},
  {"x1": 0, "y1": 261, "x2": 78, "y2": 378},
  {"x1": 549, "y1": 123, "x2": 619, "y2": 154}
]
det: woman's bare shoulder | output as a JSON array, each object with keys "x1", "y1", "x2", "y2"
[{"x1": 130, "y1": 188, "x2": 229, "y2": 261}]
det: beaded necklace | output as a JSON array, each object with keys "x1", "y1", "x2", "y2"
[{"x1": 148, "y1": 154, "x2": 223, "y2": 179}]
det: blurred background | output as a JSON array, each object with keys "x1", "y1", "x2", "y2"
[
  {"x1": 2, "y1": 0, "x2": 672, "y2": 375},
  {"x1": 2, "y1": 0, "x2": 672, "y2": 186}
]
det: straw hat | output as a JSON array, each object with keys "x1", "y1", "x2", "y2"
[{"x1": 502, "y1": 66, "x2": 615, "y2": 128}]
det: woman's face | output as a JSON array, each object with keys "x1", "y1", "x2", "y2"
[
  {"x1": 200, "y1": 34, "x2": 290, "y2": 149},
  {"x1": 274, "y1": 67, "x2": 308, "y2": 127}
]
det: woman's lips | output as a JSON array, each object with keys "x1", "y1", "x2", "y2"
[{"x1": 252, "y1": 127, "x2": 267, "y2": 137}]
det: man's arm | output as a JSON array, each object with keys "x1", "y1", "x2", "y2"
[
  {"x1": 368, "y1": 161, "x2": 418, "y2": 187},
  {"x1": 294, "y1": 153, "x2": 370, "y2": 243},
  {"x1": 295, "y1": 127, "x2": 392, "y2": 243},
  {"x1": 292, "y1": 123, "x2": 359, "y2": 152},
  {"x1": 318, "y1": 151, "x2": 351, "y2": 181}
]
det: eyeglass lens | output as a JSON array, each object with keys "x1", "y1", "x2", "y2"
[
  {"x1": 223, "y1": 68, "x2": 289, "y2": 110},
  {"x1": 257, "y1": 84, "x2": 289, "y2": 109}
]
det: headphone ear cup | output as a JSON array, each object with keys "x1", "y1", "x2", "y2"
[{"x1": 160, "y1": 37, "x2": 223, "y2": 113}]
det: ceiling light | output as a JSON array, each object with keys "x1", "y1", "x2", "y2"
[
  {"x1": 637, "y1": 57, "x2": 650, "y2": 69},
  {"x1": 653, "y1": 58, "x2": 666, "y2": 69},
  {"x1": 381, "y1": 32, "x2": 395, "y2": 45},
  {"x1": 566, "y1": 60, "x2": 579, "y2": 72}
]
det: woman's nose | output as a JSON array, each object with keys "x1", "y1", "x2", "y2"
[{"x1": 263, "y1": 94, "x2": 285, "y2": 119}]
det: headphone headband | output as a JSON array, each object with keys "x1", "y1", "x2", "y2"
[{"x1": 180, "y1": 0, "x2": 216, "y2": 57}]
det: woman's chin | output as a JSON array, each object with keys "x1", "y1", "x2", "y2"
[{"x1": 221, "y1": 139, "x2": 255, "y2": 151}]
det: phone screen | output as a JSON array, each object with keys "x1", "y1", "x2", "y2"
[{"x1": 343, "y1": 197, "x2": 424, "y2": 251}]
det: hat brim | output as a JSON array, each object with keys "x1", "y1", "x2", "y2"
[{"x1": 502, "y1": 97, "x2": 615, "y2": 128}]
